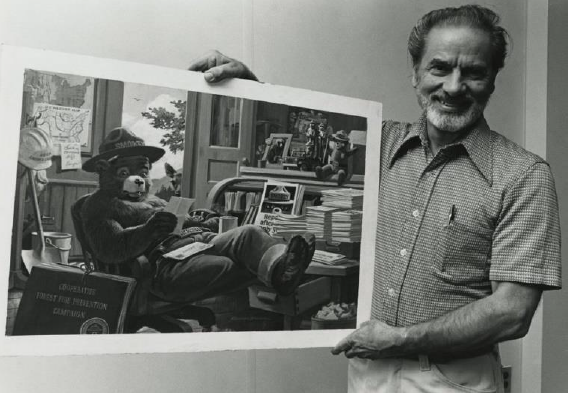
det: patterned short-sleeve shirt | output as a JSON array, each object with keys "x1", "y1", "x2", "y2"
[{"x1": 371, "y1": 114, "x2": 562, "y2": 327}]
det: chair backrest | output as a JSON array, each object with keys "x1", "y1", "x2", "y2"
[
  {"x1": 71, "y1": 193, "x2": 151, "y2": 315},
  {"x1": 71, "y1": 193, "x2": 125, "y2": 276}
]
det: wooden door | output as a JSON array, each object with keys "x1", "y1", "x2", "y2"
[{"x1": 189, "y1": 93, "x2": 254, "y2": 208}]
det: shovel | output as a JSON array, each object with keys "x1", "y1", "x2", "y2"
[{"x1": 21, "y1": 168, "x2": 50, "y2": 272}]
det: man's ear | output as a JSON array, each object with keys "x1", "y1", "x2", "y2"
[
  {"x1": 94, "y1": 159, "x2": 111, "y2": 174},
  {"x1": 411, "y1": 68, "x2": 419, "y2": 88}
]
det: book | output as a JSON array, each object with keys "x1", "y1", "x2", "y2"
[{"x1": 254, "y1": 180, "x2": 305, "y2": 236}]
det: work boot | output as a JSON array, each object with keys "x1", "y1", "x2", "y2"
[
  {"x1": 271, "y1": 233, "x2": 316, "y2": 296},
  {"x1": 337, "y1": 170, "x2": 347, "y2": 185},
  {"x1": 315, "y1": 166, "x2": 323, "y2": 180}
]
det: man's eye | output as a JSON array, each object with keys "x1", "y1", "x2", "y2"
[
  {"x1": 430, "y1": 65, "x2": 450, "y2": 74},
  {"x1": 465, "y1": 68, "x2": 487, "y2": 79}
]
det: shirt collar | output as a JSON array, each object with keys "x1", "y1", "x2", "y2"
[{"x1": 388, "y1": 113, "x2": 493, "y2": 185}]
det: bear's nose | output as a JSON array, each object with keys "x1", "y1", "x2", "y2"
[{"x1": 134, "y1": 178, "x2": 144, "y2": 186}]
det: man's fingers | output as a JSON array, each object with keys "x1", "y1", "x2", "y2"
[
  {"x1": 187, "y1": 50, "x2": 224, "y2": 72},
  {"x1": 331, "y1": 335, "x2": 353, "y2": 355},
  {"x1": 188, "y1": 50, "x2": 257, "y2": 83},
  {"x1": 204, "y1": 63, "x2": 246, "y2": 83},
  {"x1": 344, "y1": 347, "x2": 377, "y2": 359}
]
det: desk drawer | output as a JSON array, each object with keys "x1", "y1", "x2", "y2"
[{"x1": 248, "y1": 277, "x2": 331, "y2": 316}]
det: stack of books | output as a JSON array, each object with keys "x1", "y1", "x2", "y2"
[
  {"x1": 320, "y1": 188, "x2": 364, "y2": 210},
  {"x1": 331, "y1": 210, "x2": 363, "y2": 242},
  {"x1": 311, "y1": 250, "x2": 348, "y2": 266},
  {"x1": 306, "y1": 205, "x2": 339, "y2": 239},
  {"x1": 272, "y1": 214, "x2": 307, "y2": 237},
  {"x1": 224, "y1": 191, "x2": 260, "y2": 213}
]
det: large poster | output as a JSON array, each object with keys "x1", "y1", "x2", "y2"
[{"x1": 0, "y1": 45, "x2": 381, "y2": 356}]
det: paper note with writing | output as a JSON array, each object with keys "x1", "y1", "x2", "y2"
[
  {"x1": 60, "y1": 143, "x2": 82, "y2": 170},
  {"x1": 163, "y1": 242, "x2": 214, "y2": 260},
  {"x1": 164, "y1": 196, "x2": 194, "y2": 234}
]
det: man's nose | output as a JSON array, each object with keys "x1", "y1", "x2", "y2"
[{"x1": 443, "y1": 70, "x2": 466, "y2": 96}]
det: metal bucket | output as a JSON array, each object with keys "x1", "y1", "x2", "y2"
[{"x1": 32, "y1": 232, "x2": 72, "y2": 264}]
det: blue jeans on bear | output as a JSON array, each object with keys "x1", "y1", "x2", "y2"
[{"x1": 151, "y1": 225, "x2": 286, "y2": 302}]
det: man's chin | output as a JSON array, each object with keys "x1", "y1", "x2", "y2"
[{"x1": 425, "y1": 107, "x2": 482, "y2": 133}]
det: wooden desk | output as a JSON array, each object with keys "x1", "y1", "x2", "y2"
[
  {"x1": 248, "y1": 260, "x2": 359, "y2": 330},
  {"x1": 306, "y1": 260, "x2": 359, "y2": 304}
]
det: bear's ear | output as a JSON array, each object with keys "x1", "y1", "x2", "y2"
[{"x1": 94, "y1": 159, "x2": 111, "y2": 174}]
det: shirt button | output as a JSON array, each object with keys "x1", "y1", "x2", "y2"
[
  {"x1": 400, "y1": 249, "x2": 408, "y2": 257},
  {"x1": 412, "y1": 209, "x2": 420, "y2": 218},
  {"x1": 388, "y1": 288, "x2": 396, "y2": 297}
]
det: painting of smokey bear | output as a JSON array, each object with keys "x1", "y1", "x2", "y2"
[{"x1": 7, "y1": 69, "x2": 367, "y2": 337}]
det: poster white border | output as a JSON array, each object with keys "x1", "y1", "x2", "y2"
[{"x1": 0, "y1": 45, "x2": 382, "y2": 356}]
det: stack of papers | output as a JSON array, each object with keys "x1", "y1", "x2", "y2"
[
  {"x1": 272, "y1": 214, "x2": 307, "y2": 237},
  {"x1": 306, "y1": 205, "x2": 339, "y2": 239},
  {"x1": 331, "y1": 210, "x2": 363, "y2": 242},
  {"x1": 321, "y1": 188, "x2": 364, "y2": 210},
  {"x1": 312, "y1": 250, "x2": 348, "y2": 266}
]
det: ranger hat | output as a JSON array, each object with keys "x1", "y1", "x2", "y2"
[
  {"x1": 82, "y1": 127, "x2": 165, "y2": 172},
  {"x1": 332, "y1": 130, "x2": 350, "y2": 143}
]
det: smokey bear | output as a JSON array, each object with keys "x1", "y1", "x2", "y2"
[{"x1": 80, "y1": 127, "x2": 315, "y2": 301}]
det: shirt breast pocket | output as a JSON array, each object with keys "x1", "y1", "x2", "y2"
[{"x1": 433, "y1": 220, "x2": 493, "y2": 285}]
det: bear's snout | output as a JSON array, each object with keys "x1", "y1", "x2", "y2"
[{"x1": 122, "y1": 175, "x2": 147, "y2": 197}]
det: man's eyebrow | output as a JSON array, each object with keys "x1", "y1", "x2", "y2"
[{"x1": 428, "y1": 58, "x2": 452, "y2": 67}]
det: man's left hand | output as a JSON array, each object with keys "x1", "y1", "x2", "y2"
[
  {"x1": 188, "y1": 50, "x2": 258, "y2": 83},
  {"x1": 331, "y1": 320, "x2": 405, "y2": 359}
]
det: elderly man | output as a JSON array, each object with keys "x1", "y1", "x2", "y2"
[{"x1": 190, "y1": 5, "x2": 561, "y2": 392}]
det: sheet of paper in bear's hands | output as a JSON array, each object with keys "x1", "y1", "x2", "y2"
[{"x1": 164, "y1": 196, "x2": 195, "y2": 235}]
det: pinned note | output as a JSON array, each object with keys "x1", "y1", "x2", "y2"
[{"x1": 60, "y1": 143, "x2": 82, "y2": 170}]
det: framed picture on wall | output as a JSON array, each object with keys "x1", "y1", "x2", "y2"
[
  {"x1": 0, "y1": 45, "x2": 382, "y2": 357},
  {"x1": 262, "y1": 133, "x2": 293, "y2": 164}
]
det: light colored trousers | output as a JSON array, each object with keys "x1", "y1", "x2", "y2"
[{"x1": 348, "y1": 352, "x2": 504, "y2": 393}]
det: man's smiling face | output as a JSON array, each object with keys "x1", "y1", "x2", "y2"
[{"x1": 412, "y1": 25, "x2": 496, "y2": 134}]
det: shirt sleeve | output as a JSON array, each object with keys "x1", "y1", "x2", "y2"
[{"x1": 489, "y1": 162, "x2": 562, "y2": 289}]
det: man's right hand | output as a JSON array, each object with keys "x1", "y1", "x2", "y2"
[{"x1": 188, "y1": 50, "x2": 258, "y2": 83}]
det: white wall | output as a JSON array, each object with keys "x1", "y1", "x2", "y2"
[{"x1": 0, "y1": 1, "x2": 537, "y2": 392}]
